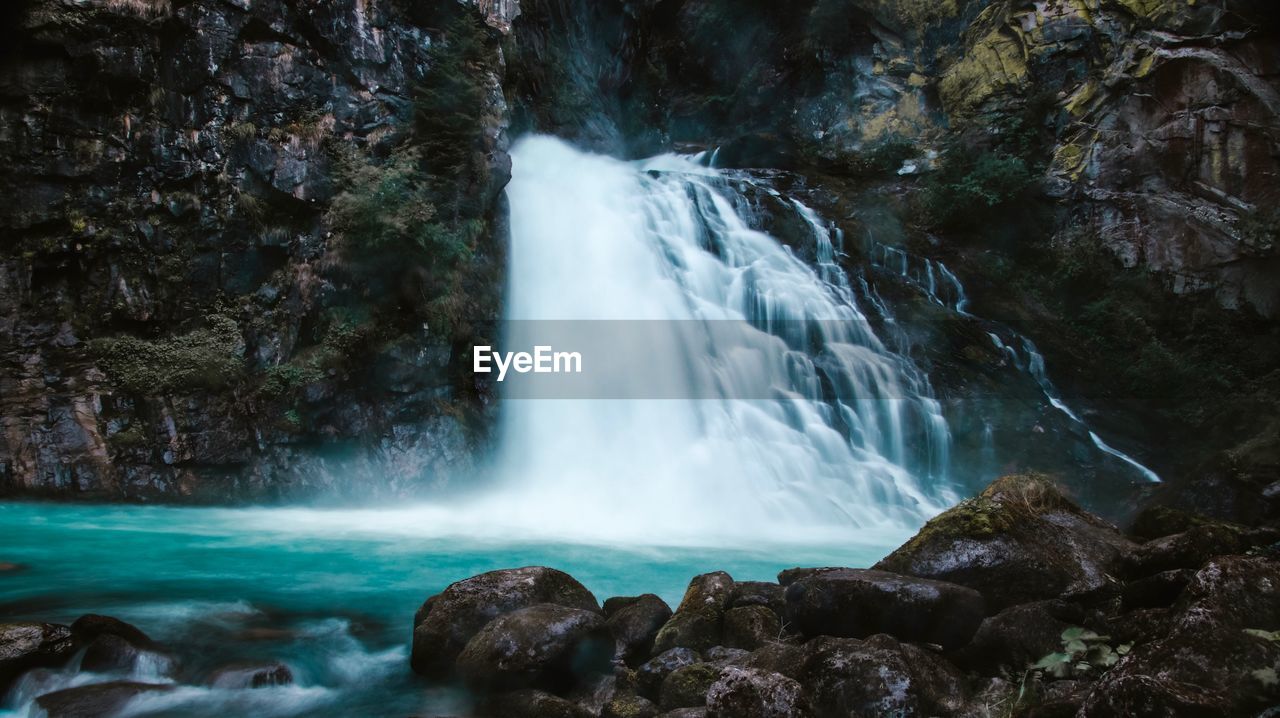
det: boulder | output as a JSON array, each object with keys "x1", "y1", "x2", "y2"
[
  {"x1": 796, "y1": 635, "x2": 967, "y2": 718},
  {"x1": 69, "y1": 615, "x2": 152, "y2": 647},
  {"x1": 1080, "y1": 556, "x2": 1280, "y2": 716},
  {"x1": 411, "y1": 567, "x2": 600, "y2": 678},
  {"x1": 603, "y1": 693, "x2": 660, "y2": 718},
  {"x1": 951, "y1": 601, "x2": 1083, "y2": 675},
  {"x1": 728, "y1": 582, "x2": 786, "y2": 614},
  {"x1": 652, "y1": 573, "x2": 734, "y2": 654},
  {"x1": 1123, "y1": 524, "x2": 1254, "y2": 577},
  {"x1": 875, "y1": 474, "x2": 1135, "y2": 611},
  {"x1": 784, "y1": 568, "x2": 984, "y2": 649},
  {"x1": 0, "y1": 622, "x2": 75, "y2": 692},
  {"x1": 659, "y1": 663, "x2": 722, "y2": 711},
  {"x1": 657, "y1": 709, "x2": 706, "y2": 718},
  {"x1": 207, "y1": 662, "x2": 294, "y2": 689},
  {"x1": 35, "y1": 681, "x2": 172, "y2": 718},
  {"x1": 738, "y1": 642, "x2": 807, "y2": 677},
  {"x1": 478, "y1": 689, "x2": 594, "y2": 718},
  {"x1": 776, "y1": 568, "x2": 842, "y2": 587},
  {"x1": 607, "y1": 594, "x2": 673, "y2": 667},
  {"x1": 722, "y1": 606, "x2": 780, "y2": 651},
  {"x1": 703, "y1": 646, "x2": 749, "y2": 665},
  {"x1": 457, "y1": 603, "x2": 612, "y2": 693},
  {"x1": 637, "y1": 648, "x2": 702, "y2": 700},
  {"x1": 705, "y1": 666, "x2": 809, "y2": 718}
]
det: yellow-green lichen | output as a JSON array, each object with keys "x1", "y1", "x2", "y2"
[{"x1": 939, "y1": 29, "x2": 1029, "y2": 116}]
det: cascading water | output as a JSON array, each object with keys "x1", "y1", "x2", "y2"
[{"x1": 493, "y1": 136, "x2": 956, "y2": 542}]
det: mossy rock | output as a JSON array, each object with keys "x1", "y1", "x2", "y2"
[
  {"x1": 652, "y1": 572, "x2": 734, "y2": 654},
  {"x1": 875, "y1": 474, "x2": 1135, "y2": 611},
  {"x1": 659, "y1": 663, "x2": 723, "y2": 711}
]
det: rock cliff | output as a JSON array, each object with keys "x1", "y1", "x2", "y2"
[{"x1": 0, "y1": 0, "x2": 510, "y2": 500}]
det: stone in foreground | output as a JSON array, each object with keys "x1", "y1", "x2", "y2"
[
  {"x1": 411, "y1": 567, "x2": 600, "y2": 678},
  {"x1": 784, "y1": 568, "x2": 984, "y2": 649},
  {"x1": 456, "y1": 603, "x2": 612, "y2": 693}
]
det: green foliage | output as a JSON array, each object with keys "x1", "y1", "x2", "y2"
[
  {"x1": 1030, "y1": 627, "x2": 1130, "y2": 680},
  {"x1": 93, "y1": 315, "x2": 244, "y2": 394},
  {"x1": 846, "y1": 136, "x2": 919, "y2": 177},
  {"x1": 413, "y1": 9, "x2": 493, "y2": 212},
  {"x1": 259, "y1": 308, "x2": 377, "y2": 400},
  {"x1": 922, "y1": 144, "x2": 1037, "y2": 228},
  {"x1": 328, "y1": 144, "x2": 472, "y2": 269}
]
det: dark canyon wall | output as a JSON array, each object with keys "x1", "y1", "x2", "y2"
[
  {"x1": 0, "y1": 0, "x2": 512, "y2": 500},
  {"x1": 1, "y1": 0, "x2": 1276, "y2": 515}
]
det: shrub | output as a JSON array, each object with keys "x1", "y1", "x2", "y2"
[
  {"x1": 327, "y1": 145, "x2": 473, "y2": 272},
  {"x1": 921, "y1": 144, "x2": 1037, "y2": 228},
  {"x1": 93, "y1": 315, "x2": 244, "y2": 394}
]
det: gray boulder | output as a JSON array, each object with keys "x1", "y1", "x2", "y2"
[
  {"x1": 0, "y1": 622, "x2": 75, "y2": 692},
  {"x1": 457, "y1": 603, "x2": 613, "y2": 693},
  {"x1": 705, "y1": 666, "x2": 809, "y2": 718},
  {"x1": 411, "y1": 567, "x2": 600, "y2": 678},
  {"x1": 784, "y1": 568, "x2": 984, "y2": 649},
  {"x1": 652, "y1": 573, "x2": 734, "y2": 654},
  {"x1": 607, "y1": 594, "x2": 673, "y2": 667}
]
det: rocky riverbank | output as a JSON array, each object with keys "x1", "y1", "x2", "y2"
[
  {"x1": 6, "y1": 474, "x2": 1271, "y2": 717},
  {"x1": 404, "y1": 474, "x2": 1279, "y2": 717}
]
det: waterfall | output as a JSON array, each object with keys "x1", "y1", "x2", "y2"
[{"x1": 492, "y1": 136, "x2": 956, "y2": 543}]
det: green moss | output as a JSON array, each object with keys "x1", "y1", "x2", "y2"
[
  {"x1": 93, "y1": 315, "x2": 245, "y2": 394},
  {"x1": 920, "y1": 142, "x2": 1038, "y2": 228},
  {"x1": 886, "y1": 474, "x2": 1070, "y2": 560},
  {"x1": 108, "y1": 424, "x2": 148, "y2": 450}
]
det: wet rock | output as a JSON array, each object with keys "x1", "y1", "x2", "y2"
[
  {"x1": 653, "y1": 572, "x2": 734, "y2": 654},
  {"x1": 875, "y1": 474, "x2": 1135, "y2": 611},
  {"x1": 0, "y1": 622, "x2": 75, "y2": 692},
  {"x1": 722, "y1": 606, "x2": 780, "y2": 651},
  {"x1": 457, "y1": 603, "x2": 613, "y2": 693},
  {"x1": 602, "y1": 693, "x2": 660, "y2": 718},
  {"x1": 784, "y1": 568, "x2": 984, "y2": 649},
  {"x1": 607, "y1": 594, "x2": 673, "y2": 667},
  {"x1": 1127, "y1": 505, "x2": 1214, "y2": 540},
  {"x1": 738, "y1": 642, "x2": 807, "y2": 677},
  {"x1": 80, "y1": 634, "x2": 148, "y2": 673},
  {"x1": 1123, "y1": 524, "x2": 1252, "y2": 576},
  {"x1": 728, "y1": 582, "x2": 785, "y2": 614},
  {"x1": 659, "y1": 663, "x2": 722, "y2": 711},
  {"x1": 637, "y1": 648, "x2": 701, "y2": 700},
  {"x1": 69, "y1": 615, "x2": 152, "y2": 647},
  {"x1": 35, "y1": 681, "x2": 173, "y2": 718},
  {"x1": 796, "y1": 635, "x2": 966, "y2": 718},
  {"x1": 412, "y1": 567, "x2": 600, "y2": 678},
  {"x1": 776, "y1": 568, "x2": 841, "y2": 587},
  {"x1": 1081, "y1": 555, "x2": 1280, "y2": 716},
  {"x1": 478, "y1": 689, "x2": 594, "y2": 718},
  {"x1": 705, "y1": 666, "x2": 809, "y2": 718},
  {"x1": 207, "y1": 661, "x2": 294, "y2": 688},
  {"x1": 702, "y1": 646, "x2": 748, "y2": 665},
  {"x1": 952, "y1": 601, "x2": 1082, "y2": 676}
]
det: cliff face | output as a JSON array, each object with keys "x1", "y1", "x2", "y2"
[
  {"x1": 1, "y1": 0, "x2": 1275, "y2": 506},
  {"x1": 0, "y1": 0, "x2": 510, "y2": 500}
]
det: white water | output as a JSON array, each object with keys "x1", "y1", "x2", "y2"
[{"x1": 490, "y1": 136, "x2": 956, "y2": 543}]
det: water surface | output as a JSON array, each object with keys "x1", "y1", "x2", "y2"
[{"x1": 0, "y1": 501, "x2": 895, "y2": 716}]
